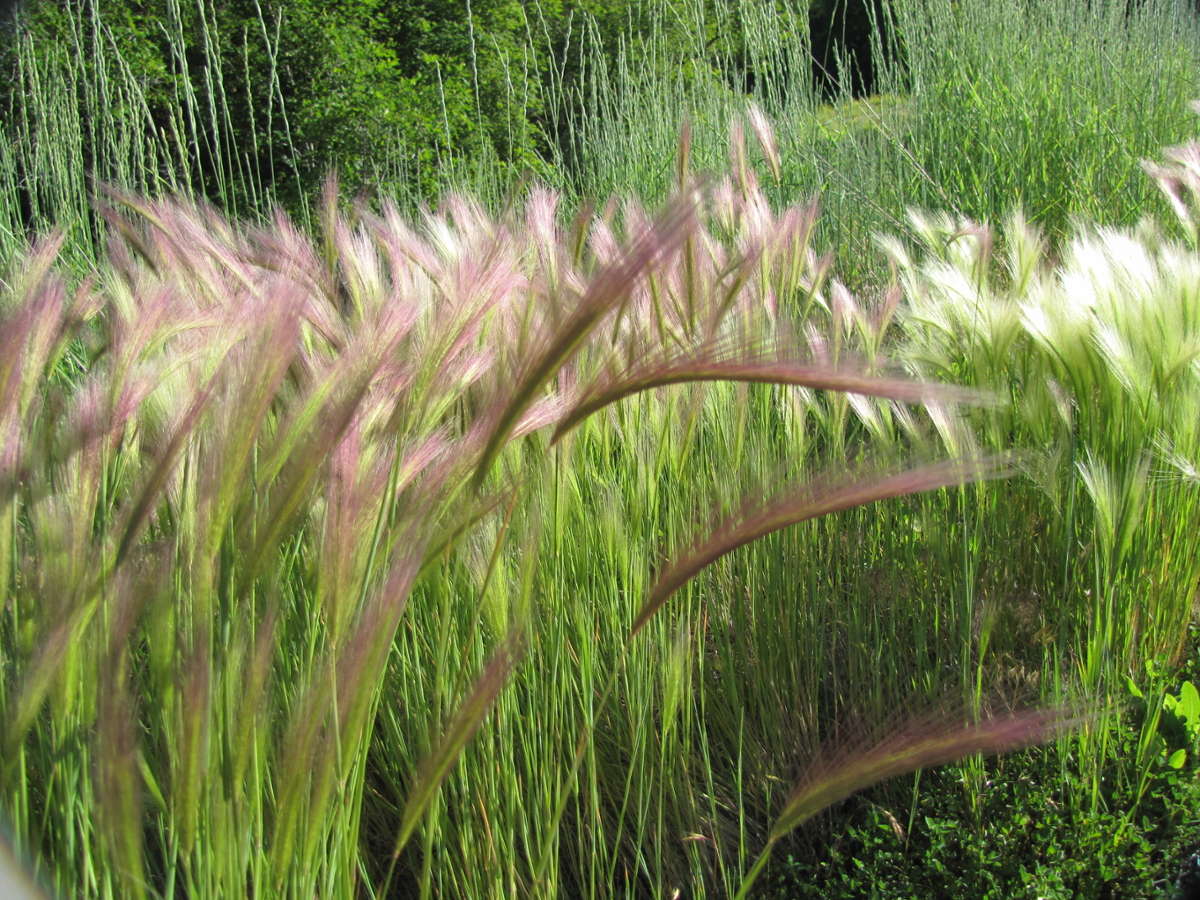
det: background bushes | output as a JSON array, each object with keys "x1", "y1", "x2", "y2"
[{"x1": 0, "y1": 0, "x2": 903, "y2": 231}]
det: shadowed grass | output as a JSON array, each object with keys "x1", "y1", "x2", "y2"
[
  {"x1": 636, "y1": 455, "x2": 1011, "y2": 635},
  {"x1": 734, "y1": 702, "x2": 1093, "y2": 898}
]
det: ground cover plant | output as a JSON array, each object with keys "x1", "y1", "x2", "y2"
[
  {"x1": 5, "y1": 0, "x2": 1200, "y2": 897},
  {"x1": 759, "y1": 622, "x2": 1200, "y2": 898}
]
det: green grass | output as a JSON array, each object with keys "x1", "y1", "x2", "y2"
[
  {"x1": 3, "y1": 1, "x2": 1200, "y2": 898},
  {"x1": 5, "y1": 0, "x2": 1199, "y2": 272},
  {"x1": 0, "y1": 164, "x2": 1075, "y2": 899},
  {"x1": 564, "y1": 0, "x2": 1200, "y2": 281}
]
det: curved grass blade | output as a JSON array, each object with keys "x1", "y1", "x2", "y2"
[
  {"x1": 470, "y1": 194, "x2": 700, "y2": 491},
  {"x1": 634, "y1": 456, "x2": 1009, "y2": 636},
  {"x1": 392, "y1": 626, "x2": 525, "y2": 857},
  {"x1": 734, "y1": 704, "x2": 1092, "y2": 899},
  {"x1": 551, "y1": 351, "x2": 993, "y2": 445},
  {"x1": 115, "y1": 369, "x2": 220, "y2": 567},
  {"x1": 238, "y1": 334, "x2": 384, "y2": 589},
  {"x1": 773, "y1": 705, "x2": 1088, "y2": 840}
]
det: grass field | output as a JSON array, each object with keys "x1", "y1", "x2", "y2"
[{"x1": 4, "y1": 1, "x2": 1200, "y2": 898}]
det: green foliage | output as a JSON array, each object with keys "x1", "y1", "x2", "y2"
[
  {"x1": 0, "y1": 0, "x2": 563, "y2": 241},
  {"x1": 6, "y1": 0, "x2": 1196, "y2": 277},
  {"x1": 265, "y1": 0, "x2": 551, "y2": 197},
  {"x1": 762, "y1": 762, "x2": 1200, "y2": 898},
  {"x1": 3, "y1": 0, "x2": 1200, "y2": 897},
  {"x1": 0, "y1": 134, "x2": 1038, "y2": 898},
  {"x1": 764, "y1": 640, "x2": 1200, "y2": 899}
]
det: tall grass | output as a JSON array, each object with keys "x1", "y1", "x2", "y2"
[
  {"x1": 0, "y1": 0, "x2": 553, "y2": 266},
  {"x1": 4, "y1": 0, "x2": 1200, "y2": 896},
  {"x1": 357, "y1": 117, "x2": 1200, "y2": 896},
  {"x1": 5, "y1": 0, "x2": 1198, "y2": 276},
  {"x1": 0, "y1": 116, "x2": 1083, "y2": 897},
  {"x1": 882, "y1": 123, "x2": 1200, "y2": 809},
  {"x1": 566, "y1": 0, "x2": 1200, "y2": 280}
]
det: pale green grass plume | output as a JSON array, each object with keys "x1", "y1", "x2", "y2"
[{"x1": 880, "y1": 120, "x2": 1200, "y2": 815}]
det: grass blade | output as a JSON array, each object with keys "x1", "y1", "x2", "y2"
[
  {"x1": 635, "y1": 457, "x2": 1009, "y2": 636},
  {"x1": 393, "y1": 626, "x2": 525, "y2": 856},
  {"x1": 470, "y1": 193, "x2": 700, "y2": 490},
  {"x1": 733, "y1": 704, "x2": 1091, "y2": 899},
  {"x1": 552, "y1": 349, "x2": 993, "y2": 445}
]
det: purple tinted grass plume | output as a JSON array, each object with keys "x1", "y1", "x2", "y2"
[
  {"x1": 732, "y1": 703, "x2": 1093, "y2": 899},
  {"x1": 634, "y1": 455, "x2": 1011, "y2": 636},
  {"x1": 0, "y1": 104, "x2": 1048, "y2": 898},
  {"x1": 1143, "y1": 102, "x2": 1200, "y2": 245},
  {"x1": 471, "y1": 189, "x2": 702, "y2": 490}
]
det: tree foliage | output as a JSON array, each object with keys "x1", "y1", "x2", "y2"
[{"x1": 0, "y1": 0, "x2": 862, "y2": 215}]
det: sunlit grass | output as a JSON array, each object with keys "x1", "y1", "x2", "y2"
[
  {"x1": 0, "y1": 119, "x2": 1080, "y2": 897},
  {"x1": 3, "y1": 0, "x2": 1200, "y2": 896}
]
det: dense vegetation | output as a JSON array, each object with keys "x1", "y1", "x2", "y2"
[
  {"x1": 4, "y1": 0, "x2": 1200, "y2": 898},
  {"x1": 0, "y1": 0, "x2": 893, "y2": 219}
]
